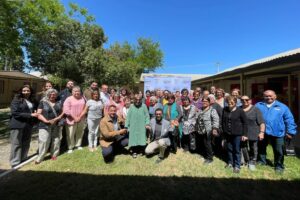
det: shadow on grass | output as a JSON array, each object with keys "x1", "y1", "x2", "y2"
[{"x1": 0, "y1": 171, "x2": 299, "y2": 200}]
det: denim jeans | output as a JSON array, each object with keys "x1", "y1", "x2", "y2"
[
  {"x1": 258, "y1": 135, "x2": 285, "y2": 170},
  {"x1": 101, "y1": 136, "x2": 129, "y2": 162},
  {"x1": 226, "y1": 135, "x2": 241, "y2": 169}
]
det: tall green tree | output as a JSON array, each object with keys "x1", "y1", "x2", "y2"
[{"x1": 0, "y1": 0, "x2": 65, "y2": 71}]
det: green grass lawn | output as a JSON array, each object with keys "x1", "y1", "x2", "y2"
[{"x1": 1, "y1": 146, "x2": 300, "y2": 200}]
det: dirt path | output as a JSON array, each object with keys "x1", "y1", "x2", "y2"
[{"x1": 0, "y1": 133, "x2": 38, "y2": 170}]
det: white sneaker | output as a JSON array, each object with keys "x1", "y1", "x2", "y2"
[
  {"x1": 67, "y1": 150, "x2": 73, "y2": 154},
  {"x1": 77, "y1": 147, "x2": 83, "y2": 150}
]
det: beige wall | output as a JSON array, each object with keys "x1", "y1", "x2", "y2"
[{"x1": 0, "y1": 78, "x2": 44, "y2": 108}]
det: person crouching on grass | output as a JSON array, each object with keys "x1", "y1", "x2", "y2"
[
  {"x1": 99, "y1": 105, "x2": 128, "y2": 163},
  {"x1": 145, "y1": 108, "x2": 173, "y2": 163}
]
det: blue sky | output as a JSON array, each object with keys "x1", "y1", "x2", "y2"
[{"x1": 61, "y1": 0, "x2": 300, "y2": 75}]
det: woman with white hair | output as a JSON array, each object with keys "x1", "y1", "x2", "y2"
[
  {"x1": 148, "y1": 96, "x2": 163, "y2": 119},
  {"x1": 36, "y1": 89, "x2": 64, "y2": 164}
]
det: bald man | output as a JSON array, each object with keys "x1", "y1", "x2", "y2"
[{"x1": 256, "y1": 90, "x2": 297, "y2": 173}]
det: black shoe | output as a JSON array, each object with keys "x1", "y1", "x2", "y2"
[
  {"x1": 233, "y1": 167, "x2": 240, "y2": 174},
  {"x1": 155, "y1": 157, "x2": 164, "y2": 164},
  {"x1": 204, "y1": 159, "x2": 213, "y2": 165}
]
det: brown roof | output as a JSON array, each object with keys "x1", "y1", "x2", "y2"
[{"x1": 0, "y1": 70, "x2": 43, "y2": 80}]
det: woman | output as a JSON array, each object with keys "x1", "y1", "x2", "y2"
[
  {"x1": 222, "y1": 96, "x2": 248, "y2": 173},
  {"x1": 163, "y1": 94, "x2": 182, "y2": 153},
  {"x1": 63, "y1": 86, "x2": 86, "y2": 153},
  {"x1": 145, "y1": 90, "x2": 151, "y2": 108},
  {"x1": 148, "y1": 96, "x2": 163, "y2": 119},
  {"x1": 215, "y1": 88, "x2": 226, "y2": 108},
  {"x1": 180, "y1": 96, "x2": 197, "y2": 152},
  {"x1": 36, "y1": 89, "x2": 64, "y2": 163},
  {"x1": 83, "y1": 90, "x2": 104, "y2": 152},
  {"x1": 196, "y1": 97, "x2": 219, "y2": 164},
  {"x1": 109, "y1": 88, "x2": 116, "y2": 100},
  {"x1": 120, "y1": 88, "x2": 129, "y2": 102},
  {"x1": 231, "y1": 88, "x2": 242, "y2": 107},
  {"x1": 122, "y1": 97, "x2": 131, "y2": 121},
  {"x1": 36, "y1": 81, "x2": 53, "y2": 102},
  {"x1": 192, "y1": 91, "x2": 202, "y2": 111},
  {"x1": 9, "y1": 85, "x2": 38, "y2": 168},
  {"x1": 241, "y1": 95, "x2": 265, "y2": 170}
]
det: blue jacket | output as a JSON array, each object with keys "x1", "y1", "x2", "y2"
[{"x1": 256, "y1": 100, "x2": 297, "y2": 137}]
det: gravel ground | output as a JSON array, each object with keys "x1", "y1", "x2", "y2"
[{"x1": 0, "y1": 133, "x2": 38, "y2": 170}]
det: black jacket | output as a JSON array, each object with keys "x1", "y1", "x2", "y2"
[
  {"x1": 222, "y1": 107, "x2": 248, "y2": 136},
  {"x1": 9, "y1": 97, "x2": 38, "y2": 129}
]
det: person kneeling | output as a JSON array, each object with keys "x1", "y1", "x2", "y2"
[
  {"x1": 100, "y1": 105, "x2": 128, "y2": 163},
  {"x1": 145, "y1": 108, "x2": 172, "y2": 163}
]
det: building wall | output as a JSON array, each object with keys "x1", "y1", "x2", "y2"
[{"x1": 0, "y1": 78, "x2": 44, "y2": 108}]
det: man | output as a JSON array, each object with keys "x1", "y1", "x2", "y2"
[
  {"x1": 100, "y1": 84, "x2": 110, "y2": 105},
  {"x1": 145, "y1": 108, "x2": 172, "y2": 163},
  {"x1": 125, "y1": 94, "x2": 150, "y2": 158},
  {"x1": 57, "y1": 80, "x2": 74, "y2": 105},
  {"x1": 57, "y1": 80, "x2": 74, "y2": 151},
  {"x1": 99, "y1": 105, "x2": 128, "y2": 163},
  {"x1": 83, "y1": 81, "x2": 100, "y2": 100},
  {"x1": 256, "y1": 90, "x2": 297, "y2": 173}
]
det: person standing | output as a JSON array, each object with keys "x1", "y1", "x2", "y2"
[
  {"x1": 180, "y1": 96, "x2": 197, "y2": 152},
  {"x1": 36, "y1": 89, "x2": 64, "y2": 163},
  {"x1": 163, "y1": 94, "x2": 182, "y2": 153},
  {"x1": 57, "y1": 80, "x2": 74, "y2": 105},
  {"x1": 145, "y1": 108, "x2": 172, "y2": 163},
  {"x1": 63, "y1": 86, "x2": 86, "y2": 153},
  {"x1": 9, "y1": 85, "x2": 39, "y2": 168},
  {"x1": 241, "y1": 95, "x2": 265, "y2": 171},
  {"x1": 100, "y1": 84, "x2": 110, "y2": 106},
  {"x1": 256, "y1": 90, "x2": 297, "y2": 173},
  {"x1": 148, "y1": 96, "x2": 163, "y2": 119},
  {"x1": 222, "y1": 96, "x2": 248, "y2": 173},
  {"x1": 82, "y1": 90, "x2": 104, "y2": 152},
  {"x1": 196, "y1": 97, "x2": 219, "y2": 164},
  {"x1": 125, "y1": 94, "x2": 150, "y2": 158},
  {"x1": 83, "y1": 81, "x2": 100, "y2": 101}
]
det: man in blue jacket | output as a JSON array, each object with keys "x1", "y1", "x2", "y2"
[{"x1": 256, "y1": 90, "x2": 297, "y2": 173}]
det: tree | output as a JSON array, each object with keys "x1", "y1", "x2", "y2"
[
  {"x1": 103, "y1": 38, "x2": 163, "y2": 87},
  {"x1": 0, "y1": 0, "x2": 66, "y2": 71}
]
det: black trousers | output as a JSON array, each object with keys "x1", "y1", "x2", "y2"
[{"x1": 198, "y1": 133, "x2": 214, "y2": 161}]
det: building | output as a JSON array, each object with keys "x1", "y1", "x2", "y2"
[
  {"x1": 191, "y1": 49, "x2": 300, "y2": 157},
  {"x1": 192, "y1": 48, "x2": 300, "y2": 122},
  {"x1": 0, "y1": 71, "x2": 46, "y2": 108}
]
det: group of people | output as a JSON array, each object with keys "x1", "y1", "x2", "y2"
[{"x1": 9, "y1": 80, "x2": 297, "y2": 174}]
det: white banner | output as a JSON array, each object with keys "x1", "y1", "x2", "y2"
[{"x1": 144, "y1": 76, "x2": 191, "y2": 93}]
